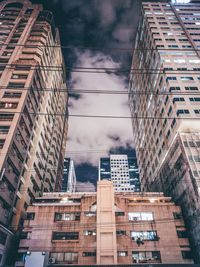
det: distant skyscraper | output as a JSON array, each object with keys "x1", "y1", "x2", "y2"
[
  {"x1": 99, "y1": 155, "x2": 140, "y2": 192},
  {"x1": 129, "y1": 1, "x2": 200, "y2": 262},
  {"x1": 61, "y1": 158, "x2": 76, "y2": 192},
  {"x1": 0, "y1": 0, "x2": 68, "y2": 265}
]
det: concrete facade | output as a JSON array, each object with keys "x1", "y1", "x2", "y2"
[
  {"x1": 129, "y1": 1, "x2": 200, "y2": 262},
  {"x1": 15, "y1": 181, "x2": 193, "y2": 266},
  {"x1": 0, "y1": 1, "x2": 68, "y2": 265}
]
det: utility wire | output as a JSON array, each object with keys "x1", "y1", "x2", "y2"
[
  {"x1": 11, "y1": 216, "x2": 187, "y2": 230},
  {"x1": 0, "y1": 109, "x2": 199, "y2": 120},
  {"x1": 2, "y1": 63, "x2": 200, "y2": 74},
  {"x1": 3, "y1": 85, "x2": 200, "y2": 96},
  {"x1": 2, "y1": 42, "x2": 200, "y2": 52}
]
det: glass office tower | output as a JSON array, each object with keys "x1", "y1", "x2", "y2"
[{"x1": 99, "y1": 155, "x2": 140, "y2": 192}]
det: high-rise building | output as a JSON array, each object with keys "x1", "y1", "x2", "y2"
[
  {"x1": 99, "y1": 155, "x2": 140, "y2": 192},
  {"x1": 129, "y1": 1, "x2": 200, "y2": 262},
  {"x1": 0, "y1": 1, "x2": 68, "y2": 265},
  {"x1": 61, "y1": 158, "x2": 76, "y2": 192},
  {"x1": 15, "y1": 181, "x2": 193, "y2": 266}
]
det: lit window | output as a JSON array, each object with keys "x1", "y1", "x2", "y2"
[
  {"x1": 132, "y1": 251, "x2": 161, "y2": 263},
  {"x1": 180, "y1": 77, "x2": 193, "y2": 80},
  {"x1": 54, "y1": 213, "x2": 80, "y2": 221},
  {"x1": 130, "y1": 231, "x2": 158, "y2": 241},
  {"x1": 128, "y1": 212, "x2": 154, "y2": 221},
  {"x1": 166, "y1": 77, "x2": 177, "y2": 81},
  {"x1": 118, "y1": 251, "x2": 128, "y2": 256},
  {"x1": 174, "y1": 59, "x2": 185, "y2": 63},
  {"x1": 189, "y1": 59, "x2": 200, "y2": 64},
  {"x1": 171, "y1": 52, "x2": 182, "y2": 55}
]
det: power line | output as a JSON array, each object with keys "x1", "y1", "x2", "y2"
[
  {"x1": 3, "y1": 86, "x2": 200, "y2": 96},
  {"x1": 2, "y1": 42, "x2": 200, "y2": 52},
  {"x1": 0, "y1": 109, "x2": 200, "y2": 120},
  {"x1": 2, "y1": 63, "x2": 200, "y2": 74},
  {"x1": 11, "y1": 216, "x2": 188, "y2": 230}
]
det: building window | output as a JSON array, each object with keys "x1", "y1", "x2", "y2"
[
  {"x1": 194, "y1": 155, "x2": 200, "y2": 162},
  {"x1": 130, "y1": 231, "x2": 158, "y2": 241},
  {"x1": 177, "y1": 230, "x2": 187, "y2": 238},
  {"x1": 84, "y1": 211, "x2": 96, "y2": 216},
  {"x1": 54, "y1": 212, "x2": 80, "y2": 221},
  {"x1": 8, "y1": 82, "x2": 25, "y2": 88},
  {"x1": 11, "y1": 74, "x2": 28, "y2": 79},
  {"x1": 25, "y1": 9, "x2": 33, "y2": 14},
  {"x1": 116, "y1": 230, "x2": 126, "y2": 235},
  {"x1": 181, "y1": 251, "x2": 193, "y2": 259},
  {"x1": 0, "y1": 139, "x2": 5, "y2": 149},
  {"x1": 185, "y1": 87, "x2": 198, "y2": 91},
  {"x1": 20, "y1": 231, "x2": 31, "y2": 239},
  {"x1": 180, "y1": 77, "x2": 194, "y2": 80},
  {"x1": 171, "y1": 118, "x2": 176, "y2": 129},
  {"x1": 0, "y1": 102, "x2": 18, "y2": 109},
  {"x1": 128, "y1": 212, "x2": 154, "y2": 221},
  {"x1": 52, "y1": 232, "x2": 79, "y2": 240},
  {"x1": 166, "y1": 129, "x2": 171, "y2": 139},
  {"x1": 190, "y1": 97, "x2": 200, "y2": 102},
  {"x1": 118, "y1": 251, "x2": 128, "y2": 256},
  {"x1": 196, "y1": 141, "x2": 200, "y2": 147},
  {"x1": 50, "y1": 252, "x2": 78, "y2": 263},
  {"x1": 164, "y1": 95, "x2": 169, "y2": 105},
  {"x1": 27, "y1": 212, "x2": 35, "y2": 220},
  {"x1": 83, "y1": 230, "x2": 96, "y2": 236},
  {"x1": 0, "y1": 230, "x2": 7, "y2": 245},
  {"x1": 132, "y1": 251, "x2": 161, "y2": 263},
  {"x1": 177, "y1": 109, "x2": 190, "y2": 115},
  {"x1": 166, "y1": 77, "x2": 177, "y2": 81},
  {"x1": 0, "y1": 113, "x2": 14, "y2": 121},
  {"x1": 189, "y1": 141, "x2": 195, "y2": 147},
  {"x1": 173, "y1": 212, "x2": 182, "y2": 219},
  {"x1": 82, "y1": 252, "x2": 96, "y2": 257},
  {"x1": 173, "y1": 97, "x2": 185, "y2": 103},
  {"x1": 3, "y1": 92, "x2": 22, "y2": 98},
  {"x1": 0, "y1": 126, "x2": 10, "y2": 134},
  {"x1": 115, "y1": 212, "x2": 125, "y2": 216}
]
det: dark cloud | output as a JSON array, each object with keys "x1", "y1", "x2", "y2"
[
  {"x1": 31, "y1": 0, "x2": 140, "y2": 183},
  {"x1": 40, "y1": 0, "x2": 141, "y2": 69},
  {"x1": 109, "y1": 143, "x2": 136, "y2": 158}
]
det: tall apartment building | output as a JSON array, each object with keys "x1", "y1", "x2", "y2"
[
  {"x1": 129, "y1": 1, "x2": 200, "y2": 262},
  {"x1": 15, "y1": 180, "x2": 193, "y2": 266},
  {"x1": 99, "y1": 155, "x2": 140, "y2": 192},
  {"x1": 0, "y1": 1, "x2": 68, "y2": 265},
  {"x1": 61, "y1": 158, "x2": 76, "y2": 192}
]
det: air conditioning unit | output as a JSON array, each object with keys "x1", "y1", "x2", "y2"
[
  {"x1": 133, "y1": 217, "x2": 138, "y2": 221},
  {"x1": 48, "y1": 258, "x2": 56, "y2": 264}
]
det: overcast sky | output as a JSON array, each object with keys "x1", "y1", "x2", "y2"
[{"x1": 39, "y1": 0, "x2": 145, "y2": 190}]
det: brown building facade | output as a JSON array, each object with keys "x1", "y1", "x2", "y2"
[
  {"x1": 15, "y1": 181, "x2": 193, "y2": 266},
  {"x1": 0, "y1": 1, "x2": 68, "y2": 265}
]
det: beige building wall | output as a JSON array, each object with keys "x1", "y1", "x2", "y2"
[
  {"x1": 15, "y1": 181, "x2": 193, "y2": 266},
  {"x1": 129, "y1": 1, "x2": 200, "y2": 262},
  {"x1": 97, "y1": 180, "x2": 117, "y2": 264},
  {"x1": 0, "y1": 1, "x2": 68, "y2": 265}
]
